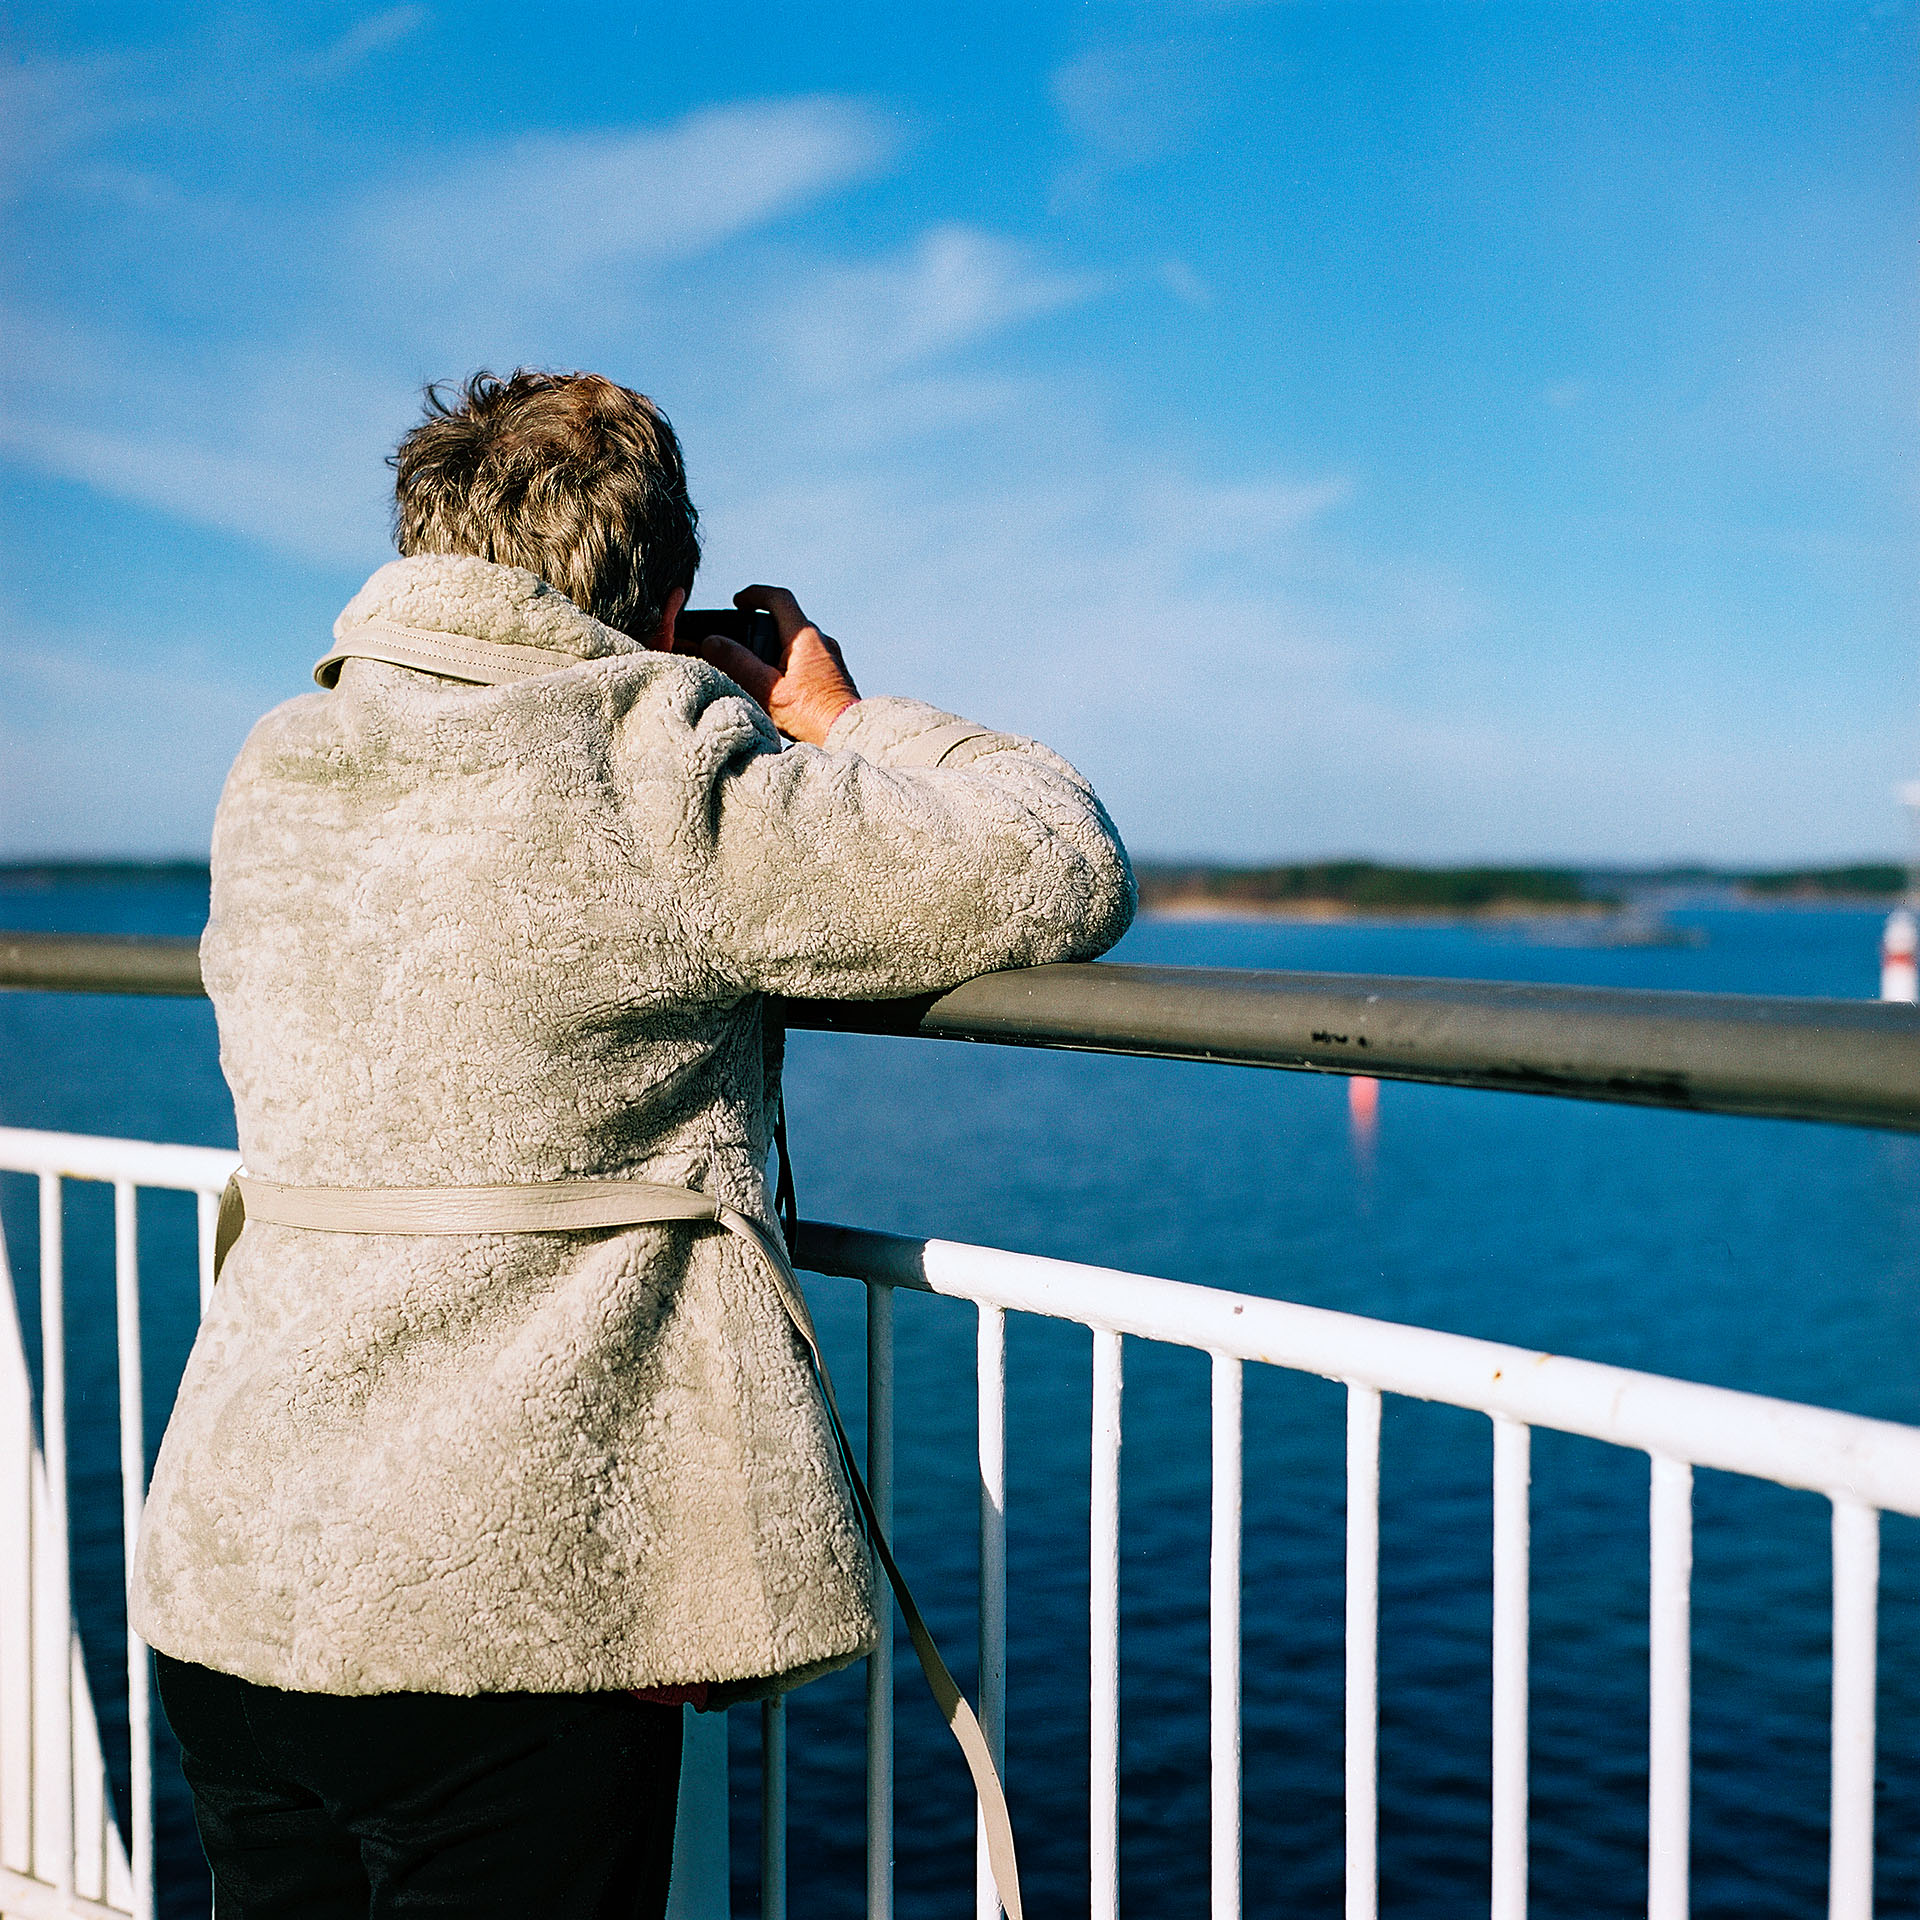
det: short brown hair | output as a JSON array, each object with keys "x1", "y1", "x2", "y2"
[{"x1": 392, "y1": 370, "x2": 700, "y2": 642}]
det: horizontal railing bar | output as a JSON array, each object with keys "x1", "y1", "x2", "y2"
[
  {"x1": 13, "y1": 1115, "x2": 1918, "y2": 1514},
  {"x1": 0, "y1": 932, "x2": 206, "y2": 998},
  {"x1": 6, "y1": 933, "x2": 1917, "y2": 1132},
  {"x1": 792, "y1": 1221, "x2": 1920, "y2": 1517},
  {"x1": 780, "y1": 962, "x2": 1920, "y2": 1134},
  {"x1": 0, "y1": 1127, "x2": 238, "y2": 1193},
  {"x1": 0, "y1": 1862, "x2": 130, "y2": 1920}
]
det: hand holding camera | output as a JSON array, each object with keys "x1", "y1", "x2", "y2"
[{"x1": 678, "y1": 586, "x2": 860, "y2": 746}]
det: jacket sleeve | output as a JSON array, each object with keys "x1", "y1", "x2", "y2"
[{"x1": 680, "y1": 692, "x2": 1137, "y2": 1001}]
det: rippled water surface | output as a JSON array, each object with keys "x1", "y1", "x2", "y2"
[{"x1": 3, "y1": 874, "x2": 1916, "y2": 1918}]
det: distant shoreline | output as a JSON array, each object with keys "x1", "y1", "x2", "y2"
[
  {"x1": 1141, "y1": 896, "x2": 1897, "y2": 924},
  {"x1": 0, "y1": 860, "x2": 210, "y2": 887},
  {"x1": 0, "y1": 857, "x2": 1906, "y2": 919},
  {"x1": 1144, "y1": 897, "x2": 1611, "y2": 924},
  {"x1": 1133, "y1": 858, "x2": 1908, "y2": 921}
]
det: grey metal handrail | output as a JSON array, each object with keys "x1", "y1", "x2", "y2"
[
  {"x1": 4, "y1": 928, "x2": 1917, "y2": 1132},
  {"x1": 1, "y1": 930, "x2": 209, "y2": 996}
]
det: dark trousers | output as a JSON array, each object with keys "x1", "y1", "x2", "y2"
[{"x1": 155, "y1": 1653, "x2": 683, "y2": 1920}]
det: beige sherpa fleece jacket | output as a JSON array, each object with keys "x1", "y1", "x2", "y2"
[{"x1": 130, "y1": 553, "x2": 1135, "y2": 1698}]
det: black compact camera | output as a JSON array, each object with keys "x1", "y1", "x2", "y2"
[{"x1": 674, "y1": 607, "x2": 782, "y2": 668}]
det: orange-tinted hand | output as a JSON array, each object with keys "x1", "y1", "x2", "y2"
[{"x1": 686, "y1": 586, "x2": 860, "y2": 746}]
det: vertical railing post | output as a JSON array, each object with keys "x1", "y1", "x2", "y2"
[
  {"x1": 665, "y1": 1709, "x2": 728, "y2": 1920},
  {"x1": 1648, "y1": 1456, "x2": 1692, "y2": 1920},
  {"x1": 1490, "y1": 1418, "x2": 1529, "y2": 1920},
  {"x1": 672, "y1": 1712, "x2": 729, "y2": 1920},
  {"x1": 1345, "y1": 1383, "x2": 1381, "y2": 1920},
  {"x1": 976, "y1": 1304, "x2": 1007, "y2": 1920},
  {"x1": 1089, "y1": 1329, "x2": 1123, "y2": 1920},
  {"x1": 195, "y1": 1188, "x2": 219, "y2": 1319},
  {"x1": 1210, "y1": 1354, "x2": 1242, "y2": 1920},
  {"x1": 866, "y1": 1284, "x2": 895, "y2": 1920},
  {"x1": 113, "y1": 1182, "x2": 153, "y2": 1920},
  {"x1": 38, "y1": 1174, "x2": 74, "y2": 1903},
  {"x1": 760, "y1": 1698, "x2": 786, "y2": 1920},
  {"x1": 1829, "y1": 1499, "x2": 1879, "y2": 1920}
]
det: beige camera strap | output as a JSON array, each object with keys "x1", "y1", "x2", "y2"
[{"x1": 214, "y1": 1172, "x2": 1024, "y2": 1920}]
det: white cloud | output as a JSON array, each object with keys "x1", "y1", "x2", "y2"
[
  {"x1": 67, "y1": 162, "x2": 185, "y2": 211},
  {"x1": 349, "y1": 99, "x2": 895, "y2": 336},
  {"x1": 311, "y1": 6, "x2": 430, "y2": 77},
  {"x1": 0, "y1": 307, "x2": 404, "y2": 564},
  {"x1": 687, "y1": 417, "x2": 1391, "y2": 859},
  {"x1": 1051, "y1": 40, "x2": 1211, "y2": 168},
  {"x1": 771, "y1": 225, "x2": 1103, "y2": 388},
  {"x1": 0, "y1": 79, "x2": 1532, "y2": 862},
  {"x1": 0, "y1": 99, "x2": 902, "y2": 568},
  {"x1": 1157, "y1": 258, "x2": 1210, "y2": 305},
  {"x1": 0, "y1": 53, "x2": 150, "y2": 205}
]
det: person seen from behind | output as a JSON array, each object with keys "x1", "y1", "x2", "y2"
[{"x1": 129, "y1": 368, "x2": 1135, "y2": 1919}]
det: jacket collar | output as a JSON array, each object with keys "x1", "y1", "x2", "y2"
[{"x1": 332, "y1": 555, "x2": 643, "y2": 667}]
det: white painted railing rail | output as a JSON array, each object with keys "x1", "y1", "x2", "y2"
[
  {"x1": 0, "y1": 1126, "x2": 736, "y2": 1920},
  {"x1": 4, "y1": 1125, "x2": 1918, "y2": 1920},
  {"x1": 795, "y1": 1218, "x2": 1920, "y2": 1920},
  {"x1": 0, "y1": 1128, "x2": 226, "y2": 1920}
]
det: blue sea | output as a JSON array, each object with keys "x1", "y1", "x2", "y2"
[{"x1": 2, "y1": 872, "x2": 1916, "y2": 1919}]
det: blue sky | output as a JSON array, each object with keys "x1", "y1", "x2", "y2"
[{"x1": 2, "y1": 1, "x2": 1913, "y2": 863}]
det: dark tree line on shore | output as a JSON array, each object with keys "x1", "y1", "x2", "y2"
[{"x1": 1135, "y1": 860, "x2": 1907, "y2": 913}]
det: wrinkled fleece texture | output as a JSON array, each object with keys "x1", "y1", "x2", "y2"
[{"x1": 131, "y1": 554, "x2": 1135, "y2": 1698}]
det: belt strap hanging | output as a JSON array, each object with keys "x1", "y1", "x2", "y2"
[{"x1": 214, "y1": 1172, "x2": 1024, "y2": 1920}]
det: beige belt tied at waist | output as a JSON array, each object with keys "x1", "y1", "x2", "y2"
[{"x1": 214, "y1": 1172, "x2": 1024, "y2": 1920}]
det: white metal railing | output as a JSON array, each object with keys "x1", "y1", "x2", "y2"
[
  {"x1": 0, "y1": 1127, "x2": 224, "y2": 1920},
  {"x1": 0, "y1": 1127, "x2": 738, "y2": 1920},
  {"x1": 4, "y1": 1126, "x2": 1918, "y2": 1920},
  {"x1": 799, "y1": 1220, "x2": 1920, "y2": 1920}
]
